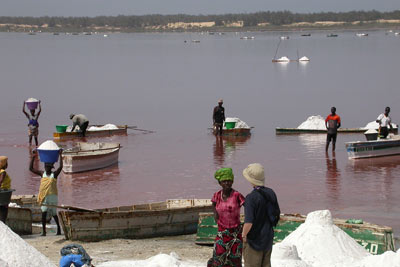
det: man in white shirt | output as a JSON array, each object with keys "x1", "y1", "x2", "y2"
[{"x1": 376, "y1": 107, "x2": 393, "y2": 138}]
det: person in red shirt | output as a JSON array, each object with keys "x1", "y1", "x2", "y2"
[
  {"x1": 208, "y1": 168, "x2": 245, "y2": 267},
  {"x1": 325, "y1": 107, "x2": 341, "y2": 152}
]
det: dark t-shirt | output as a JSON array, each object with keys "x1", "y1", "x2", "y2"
[
  {"x1": 213, "y1": 106, "x2": 225, "y2": 123},
  {"x1": 244, "y1": 186, "x2": 280, "y2": 251}
]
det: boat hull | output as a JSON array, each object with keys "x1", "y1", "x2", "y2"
[
  {"x1": 53, "y1": 125, "x2": 127, "y2": 140},
  {"x1": 59, "y1": 199, "x2": 213, "y2": 241},
  {"x1": 346, "y1": 138, "x2": 400, "y2": 159},
  {"x1": 62, "y1": 143, "x2": 120, "y2": 173},
  {"x1": 196, "y1": 213, "x2": 395, "y2": 255},
  {"x1": 212, "y1": 128, "x2": 251, "y2": 137},
  {"x1": 276, "y1": 127, "x2": 398, "y2": 135},
  {"x1": 6, "y1": 207, "x2": 32, "y2": 235}
]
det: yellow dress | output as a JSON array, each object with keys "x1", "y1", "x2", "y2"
[{"x1": 0, "y1": 169, "x2": 11, "y2": 190}]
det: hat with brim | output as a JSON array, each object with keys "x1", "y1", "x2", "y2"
[
  {"x1": 0, "y1": 156, "x2": 8, "y2": 169},
  {"x1": 243, "y1": 163, "x2": 265, "y2": 186}
]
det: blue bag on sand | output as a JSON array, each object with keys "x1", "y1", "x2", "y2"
[{"x1": 59, "y1": 254, "x2": 84, "y2": 267}]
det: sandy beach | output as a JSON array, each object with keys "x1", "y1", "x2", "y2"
[{"x1": 23, "y1": 233, "x2": 212, "y2": 265}]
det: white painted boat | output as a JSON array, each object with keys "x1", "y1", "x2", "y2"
[
  {"x1": 62, "y1": 142, "x2": 120, "y2": 173},
  {"x1": 346, "y1": 135, "x2": 400, "y2": 159},
  {"x1": 356, "y1": 33, "x2": 368, "y2": 37},
  {"x1": 280, "y1": 36, "x2": 289, "y2": 40},
  {"x1": 299, "y1": 56, "x2": 310, "y2": 62}
]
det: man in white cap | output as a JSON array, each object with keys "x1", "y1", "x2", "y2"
[
  {"x1": 242, "y1": 163, "x2": 280, "y2": 267},
  {"x1": 213, "y1": 99, "x2": 225, "y2": 136}
]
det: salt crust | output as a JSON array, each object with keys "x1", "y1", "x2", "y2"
[
  {"x1": 97, "y1": 252, "x2": 203, "y2": 267},
  {"x1": 0, "y1": 221, "x2": 55, "y2": 267},
  {"x1": 297, "y1": 115, "x2": 326, "y2": 130},
  {"x1": 88, "y1": 124, "x2": 119, "y2": 131},
  {"x1": 224, "y1": 117, "x2": 250, "y2": 129},
  {"x1": 38, "y1": 140, "x2": 59, "y2": 151}
]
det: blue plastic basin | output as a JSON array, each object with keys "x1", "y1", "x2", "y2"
[{"x1": 38, "y1": 149, "x2": 60, "y2": 163}]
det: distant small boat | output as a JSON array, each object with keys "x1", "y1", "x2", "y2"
[
  {"x1": 103, "y1": 34, "x2": 109, "y2": 37},
  {"x1": 72, "y1": 33, "x2": 79, "y2": 35},
  {"x1": 280, "y1": 36, "x2": 289, "y2": 40},
  {"x1": 240, "y1": 36, "x2": 255, "y2": 40},
  {"x1": 395, "y1": 32, "x2": 400, "y2": 36},
  {"x1": 272, "y1": 56, "x2": 290, "y2": 63},
  {"x1": 191, "y1": 40, "x2": 200, "y2": 43},
  {"x1": 301, "y1": 33, "x2": 311, "y2": 37},
  {"x1": 28, "y1": 32, "x2": 36, "y2": 35},
  {"x1": 356, "y1": 33, "x2": 368, "y2": 37},
  {"x1": 327, "y1": 34, "x2": 338, "y2": 37},
  {"x1": 53, "y1": 32, "x2": 60, "y2": 35}
]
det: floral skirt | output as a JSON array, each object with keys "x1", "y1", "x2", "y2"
[{"x1": 207, "y1": 225, "x2": 243, "y2": 267}]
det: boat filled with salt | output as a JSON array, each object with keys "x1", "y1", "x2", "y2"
[
  {"x1": 196, "y1": 212, "x2": 395, "y2": 255},
  {"x1": 346, "y1": 134, "x2": 400, "y2": 159},
  {"x1": 212, "y1": 117, "x2": 251, "y2": 136},
  {"x1": 53, "y1": 124, "x2": 127, "y2": 140}
]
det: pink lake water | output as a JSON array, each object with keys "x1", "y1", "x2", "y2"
[{"x1": 1, "y1": 31, "x2": 400, "y2": 238}]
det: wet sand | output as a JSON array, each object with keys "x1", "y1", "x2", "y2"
[{"x1": 24, "y1": 234, "x2": 212, "y2": 265}]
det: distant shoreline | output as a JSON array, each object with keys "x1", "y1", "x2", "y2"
[{"x1": 1, "y1": 22, "x2": 400, "y2": 33}]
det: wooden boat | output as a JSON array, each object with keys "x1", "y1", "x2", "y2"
[
  {"x1": 59, "y1": 199, "x2": 213, "y2": 241},
  {"x1": 212, "y1": 128, "x2": 251, "y2": 137},
  {"x1": 327, "y1": 34, "x2": 338, "y2": 37},
  {"x1": 6, "y1": 207, "x2": 32, "y2": 235},
  {"x1": 346, "y1": 136, "x2": 400, "y2": 159},
  {"x1": 10, "y1": 195, "x2": 47, "y2": 223},
  {"x1": 53, "y1": 125, "x2": 127, "y2": 140},
  {"x1": 196, "y1": 212, "x2": 395, "y2": 255},
  {"x1": 62, "y1": 142, "x2": 120, "y2": 173},
  {"x1": 301, "y1": 33, "x2": 311, "y2": 37}
]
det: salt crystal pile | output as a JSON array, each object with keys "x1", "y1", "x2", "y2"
[
  {"x1": 26, "y1": 98, "x2": 38, "y2": 103},
  {"x1": 297, "y1": 116, "x2": 326, "y2": 130},
  {"x1": 355, "y1": 249, "x2": 400, "y2": 267},
  {"x1": 362, "y1": 121, "x2": 398, "y2": 130},
  {"x1": 89, "y1": 124, "x2": 119, "y2": 131},
  {"x1": 0, "y1": 221, "x2": 56, "y2": 267},
  {"x1": 280, "y1": 210, "x2": 369, "y2": 267},
  {"x1": 271, "y1": 243, "x2": 311, "y2": 267},
  {"x1": 38, "y1": 140, "x2": 59, "y2": 151}
]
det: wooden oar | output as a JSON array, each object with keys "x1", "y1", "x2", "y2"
[{"x1": 42, "y1": 204, "x2": 99, "y2": 212}]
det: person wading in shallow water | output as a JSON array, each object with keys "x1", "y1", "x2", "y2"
[
  {"x1": 376, "y1": 107, "x2": 393, "y2": 139},
  {"x1": 208, "y1": 168, "x2": 245, "y2": 267},
  {"x1": 29, "y1": 150, "x2": 63, "y2": 236},
  {"x1": 325, "y1": 107, "x2": 341, "y2": 152},
  {"x1": 22, "y1": 100, "x2": 41, "y2": 146},
  {"x1": 213, "y1": 99, "x2": 226, "y2": 136}
]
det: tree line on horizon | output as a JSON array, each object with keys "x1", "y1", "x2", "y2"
[{"x1": 0, "y1": 10, "x2": 399, "y2": 29}]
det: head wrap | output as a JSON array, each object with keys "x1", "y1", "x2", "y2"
[
  {"x1": 214, "y1": 168, "x2": 234, "y2": 182},
  {"x1": 0, "y1": 156, "x2": 8, "y2": 169}
]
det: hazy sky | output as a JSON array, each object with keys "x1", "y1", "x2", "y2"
[{"x1": 1, "y1": 0, "x2": 400, "y2": 17}]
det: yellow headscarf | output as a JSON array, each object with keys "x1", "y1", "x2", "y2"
[{"x1": 0, "y1": 156, "x2": 8, "y2": 169}]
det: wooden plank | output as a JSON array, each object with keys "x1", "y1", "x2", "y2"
[{"x1": 276, "y1": 127, "x2": 398, "y2": 135}]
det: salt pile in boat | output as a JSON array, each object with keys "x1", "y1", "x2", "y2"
[
  {"x1": 362, "y1": 121, "x2": 397, "y2": 130},
  {"x1": 88, "y1": 124, "x2": 119, "y2": 131},
  {"x1": 38, "y1": 140, "x2": 59, "y2": 150},
  {"x1": 297, "y1": 115, "x2": 326, "y2": 130},
  {"x1": 0, "y1": 221, "x2": 56, "y2": 267},
  {"x1": 26, "y1": 98, "x2": 38, "y2": 103},
  {"x1": 97, "y1": 253, "x2": 203, "y2": 267},
  {"x1": 224, "y1": 117, "x2": 250, "y2": 129}
]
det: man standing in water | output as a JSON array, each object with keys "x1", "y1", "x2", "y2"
[
  {"x1": 213, "y1": 99, "x2": 225, "y2": 136},
  {"x1": 325, "y1": 107, "x2": 341, "y2": 152},
  {"x1": 70, "y1": 114, "x2": 89, "y2": 137},
  {"x1": 376, "y1": 107, "x2": 393, "y2": 139}
]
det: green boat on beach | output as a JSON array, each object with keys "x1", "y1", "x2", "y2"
[{"x1": 196, "y1": 212, "x2": 395, "y2": 255}]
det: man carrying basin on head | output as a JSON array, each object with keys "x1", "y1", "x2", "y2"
[
  {"x1": 213, "y1": 99, "x2": 225, "y2": 136},
  {"x1": 376, "y1": 107, "x2": 393, "y2": 139},
  {"x1": 325, "y1": 107, "x2": 341, "y2": 152},
  {"x1": 70, "y1": 114, "x2": 89, "y2": 137}
]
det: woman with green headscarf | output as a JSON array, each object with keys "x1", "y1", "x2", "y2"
[{"x1": 208, "y1": 168, "x2": 245, "y2": 267}]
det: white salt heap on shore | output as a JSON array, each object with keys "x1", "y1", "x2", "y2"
[
  {"x1": 0, "y1": 221, "x2": 55, "y2": 267},
  {"x1": 297, "y1": 115, "x2": 326, "y2": 130}
]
